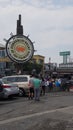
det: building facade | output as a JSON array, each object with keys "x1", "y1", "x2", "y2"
[{"x1": 0, "y1": 45, "x2": 45, "y2": 76}]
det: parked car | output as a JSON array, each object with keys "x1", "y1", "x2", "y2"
[
  {"x1": 0, "y1": 80, "x2": 4, "y2": 98},
  {"x1": 2, "y1": 75, "x2": 30, "y2": 96},
  {"x1": 61, "y1": 78, "x2": 73, "y2": 91},
  {"x1": 66, "y1": 79, "x2": 73, "y2": 92},
  {"x1": 0, "y1": 79, "x2": 19, "y2": 99}
]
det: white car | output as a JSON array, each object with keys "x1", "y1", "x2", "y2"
[{"x1": 2, "y1": 75, "x2": 30, "y2": 96}]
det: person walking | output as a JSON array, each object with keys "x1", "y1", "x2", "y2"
[
  {"x1": 49, "y1": 78, "x2": 53, "y2": 92},
  {"x1": 33, "y1": 75, "x2": 41, "y2": 101},
  {"x1": 41, "y1": 77, "x2": 46, "y2": 95},
  {"x1": 28, "y1": 75, "x2": 34, "y2": 100}
]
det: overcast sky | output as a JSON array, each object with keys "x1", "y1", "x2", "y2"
[{"x1": 0, "y1": 0, "x2": 73, "y2": 64}]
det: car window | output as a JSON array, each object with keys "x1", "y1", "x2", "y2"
[
  {"x1": 15, "y1": 77, "x2": 28, "y2": 82},
  {"x1": 2, "y1": 76, "x2": 28, "y2": 83}
]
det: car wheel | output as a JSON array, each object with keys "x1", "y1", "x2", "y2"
[
  {"x1": 19, "y1": 89, "x2": 25, "y2": 97},
  {"x1": 8, "y1": 95, "x2": 13, "y2": 99}
]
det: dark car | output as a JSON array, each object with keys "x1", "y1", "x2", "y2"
[
  {"x1": 67, "y1": 80, "x2": 73, "y2": 91},
  {"x1": 61, "y1": 78, "x2": 73, "y2": 91}
]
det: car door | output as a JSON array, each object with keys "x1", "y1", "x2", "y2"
[{"x1": 0, "y1": 81, "x2": 3, "y2": 92}]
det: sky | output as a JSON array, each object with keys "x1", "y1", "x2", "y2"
[{"x1": 0, "y1": 0, "x2": 73, "y2": 65}]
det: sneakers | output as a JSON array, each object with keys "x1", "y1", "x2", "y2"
[{"x1": 28, "y1": 96, "x2": 33, "y2": 100}]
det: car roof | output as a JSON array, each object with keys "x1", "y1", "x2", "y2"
[{"x1": 2, "y1": 75, "x2": 30, "y2": 78}]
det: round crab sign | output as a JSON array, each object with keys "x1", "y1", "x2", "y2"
[{"x1": 6, "y1": 35, "x2": 34, "y2": 63}]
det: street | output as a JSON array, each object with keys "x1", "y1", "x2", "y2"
[{"x1": 0, "y1": 92, "x2": 73, "y2": 130}]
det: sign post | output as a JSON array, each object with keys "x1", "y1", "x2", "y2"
[
  {"x1": 6, "y1": 14, "x2": 34, "y2": 74},
  {"x1": 59, "y1": 51, "x2": 70, "y2": 64}
]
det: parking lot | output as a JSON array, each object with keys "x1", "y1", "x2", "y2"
[{"x1": 0, "y1": 92, "x2": 73, "y2": 129}]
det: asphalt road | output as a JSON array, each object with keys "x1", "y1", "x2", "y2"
[{"x1": 0, "y1": 92, "x2": 73, "y2": 130}]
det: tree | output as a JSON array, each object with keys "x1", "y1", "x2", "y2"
[{"x1": 23, "y1": 62, "x2": 43, "y2": 75}]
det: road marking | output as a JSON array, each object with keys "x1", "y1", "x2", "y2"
[{"x1": 0, "y1": 105, "x2": 73, "y2": 125}]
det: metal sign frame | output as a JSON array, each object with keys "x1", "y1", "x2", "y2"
[{"x1": 6, "y1": 35, "x2": 34, "y2": 63}]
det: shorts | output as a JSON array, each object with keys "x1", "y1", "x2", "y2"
[{"x1": 29, "y1": 87, "x2": 34, "y2": 93}]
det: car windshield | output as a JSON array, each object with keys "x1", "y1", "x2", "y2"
[{"x1": 2, "y1": 76, "x2": 28, "y2": 84}]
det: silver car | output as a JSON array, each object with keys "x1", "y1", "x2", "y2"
[
  {"x1": 0, "y1": 79, "x2": 19, "y2": 99},
  {"x1": 2, "y1": 75, "x2": 30, "y2": 96}
]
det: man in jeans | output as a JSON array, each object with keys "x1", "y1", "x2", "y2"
[{"x1": 33, "y1": 75, "x2": 41, "y2": 101}]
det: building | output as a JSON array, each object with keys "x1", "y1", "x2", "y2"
[
  {"x1": 44, "y1": 62, "x2": 57, "y2": 77},
  {"x1": 0, "y1": 44, "x2": 45, "y2": 76},
  {"x1": 57, "y1": 62, "x2": 73, "y2": 77},
  {"x1": 32, "y1": 55, "x2": 45, "y2": 64},
  {"x1": 0, "y1": 44, "x2": 10, "y2": 76}
]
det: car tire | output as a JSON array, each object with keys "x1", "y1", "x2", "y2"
[
  {"x1": 19, "y1": 88, "x2": 25, "y2": 97},
  {"x1": 8, "y1": 95, "x2": 13, "y2": 99}
]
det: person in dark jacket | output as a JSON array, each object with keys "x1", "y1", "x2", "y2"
[{"x1": 41, "y1": 77, "x2": 46, "y2": 95}]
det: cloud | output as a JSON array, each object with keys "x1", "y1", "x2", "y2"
[
  {"x1": 52, "y1": 0, "x2": 73, "y2": 7},
  {"x1": 0, "y1": 0, "x2": 73, "y2": 64},
  {"x1": 1, "y1": 0, "x2": 73, "y2": 9}
]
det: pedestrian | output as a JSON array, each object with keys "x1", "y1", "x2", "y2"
[
  {"x1": 49, "y1": 78, "x2": 53, "y2": 92},
  {"x1": 46, "y1": 79, "x2": 49, "y2": 92},
  {"x1": 55, "y1": 78, "x2": 60, "y2": 91},
  {"x1": 28, "y1": 75, "x2": 34, "y2": 100},
  {"x1": 41, "y1": 77, "x2": 46, "y2": 95},
  {"x1": 33, "y1": 75, "x2": 41, "y2": 101}
]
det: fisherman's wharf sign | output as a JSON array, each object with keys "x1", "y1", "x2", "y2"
[{"x1": 6, "y1": 35, "x2": 34, "y2": 63}]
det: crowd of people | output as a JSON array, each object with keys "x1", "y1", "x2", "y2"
[{"x1": 28, "y1": 74, "x2": 70, "y2": 101}]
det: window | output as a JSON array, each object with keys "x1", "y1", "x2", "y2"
[
  {"x1": 0, "y1": 62, "x2": 6, "y2": 69},
  {"x1": 0, "y1": 50, "x2": 6, "y2": 57},
  {"x1": 3, "y1": 76, "x2": 28, "y2": 83},
  {"x1": 38, "y1": 59, "x2": 43, "y2": 64}
]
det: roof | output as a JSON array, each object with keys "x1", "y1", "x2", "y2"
[
  {"x1": 33, "y1": 55, "x2": 45, "y2": 58},
  {"x1": 0, "y1": 44, "x2": 5, "y2": 49}
]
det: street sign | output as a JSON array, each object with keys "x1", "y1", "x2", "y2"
[{"x1": 60, "y1": 51, "x2": 70, "y2": 56}]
